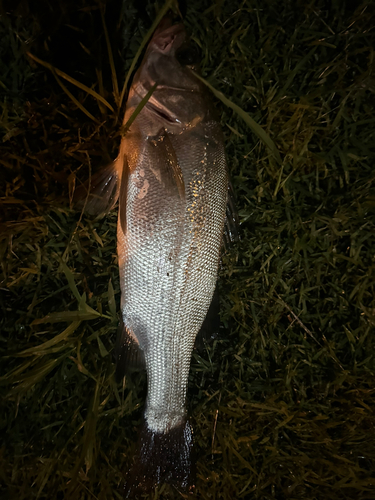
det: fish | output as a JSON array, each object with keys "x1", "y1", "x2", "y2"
[{"x1": 76, "y1": 14, "x2": 231, "y2": 497}]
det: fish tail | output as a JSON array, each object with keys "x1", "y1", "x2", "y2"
[{"x1": 122, "y1": 419, "x2": 195, "y2": 497}]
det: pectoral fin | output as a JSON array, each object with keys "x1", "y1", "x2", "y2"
[
  {"x1": 144, "y1": 130, "x2": 185, "y2": 201},
  {"x1": 74, "y1": 157, "x2": 123, "y2": 217},
  {"x1": 160, "y1": 131, "x2": 185, "y2": 201},
  {"x1": 119, "y1": 155, "x2": 129, "y2": 235}
]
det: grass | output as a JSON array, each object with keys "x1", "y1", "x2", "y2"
[{"x1": 1, "y1": 0, "x2": 375, "y2": 498}]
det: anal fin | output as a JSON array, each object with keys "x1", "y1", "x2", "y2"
[
  {"x1": 113, "y1": 318, "x2": 145, "y2": 381},
  {"x1": 223, "y1": 178, "x2": 240, "y2": 247},
  {"x1": 195, "y1": 286, "x2": 221, "y2": 350}
]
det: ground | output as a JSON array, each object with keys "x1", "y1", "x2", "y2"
[{"x1": 1, "y1": 0, "x2": 375, "y2": 498}]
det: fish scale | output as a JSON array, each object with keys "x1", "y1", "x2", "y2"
[{"x1": 119, "y1": 122, "x2": 227, "y2": 436}]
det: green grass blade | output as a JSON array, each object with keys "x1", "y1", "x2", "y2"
[
  {"x1": 8, "y1": 355, "x2": 68, "y2": 396},
  {"x1": 193, "y1": 72, "x2": 282, "y2": 165},
  {"x1": 31, "y1": 310, "x2": 102, "y2": 324},
  {"x1": 60, "y1": 261, "x2": 81, "y2": 302},
  {"x1": 118, "y1": 0, "x2": 177, "y2": 110},
  {"x1": 17, "y1": 321, "x2": 81, "y2": 356},
  {"x1": 120, "y1": 82, "x2": 157, "y2": 136}
]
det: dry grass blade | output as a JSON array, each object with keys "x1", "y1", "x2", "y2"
[
  {"x1": 100, "y1": 5, "x2": 119, "y2": 107},
  {"x1": 52, "y1": 69, "x2": 100, "y2": 124},
  {"x1": 27, "y1": 51, "x2": 114, "y2": 112},
  {"x1": 107, "y1": 279, "x2": 117, "y2": 319}
]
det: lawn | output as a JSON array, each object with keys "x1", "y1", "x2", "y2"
[{"x1": 1, "y1": 0, "x2": 375, "y2": 498}]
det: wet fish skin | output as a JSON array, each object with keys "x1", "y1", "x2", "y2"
[
  {"x1": 75, "y1": 18, "x2": 229, "y2": 495},
  {"x1": 116, "y1": 19, "x2": 228, "y2": 494}
]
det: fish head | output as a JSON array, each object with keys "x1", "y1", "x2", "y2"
[{"x1": 128, "y1": 18, "x2": 215, "y2": 133}]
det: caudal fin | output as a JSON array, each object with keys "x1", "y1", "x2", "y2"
[{"x1": 122, "y1": 419, "x2": 195, "y2": 498}]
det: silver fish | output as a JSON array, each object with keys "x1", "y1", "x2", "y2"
[{"x1": 77, "y1": 16, "x2": 229, "y2": 496}]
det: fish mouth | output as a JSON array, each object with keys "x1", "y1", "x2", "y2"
[
  {"x1": 153, "y1": 18, "x2": 184, "y2": 36},
  {"x1": 151, "y1": 21, "x2": 186, "y2": 54}
]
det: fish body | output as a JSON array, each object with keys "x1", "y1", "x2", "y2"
[
  {"x1": 80, "y1": 18, "x2": 229, "y2": 495},
  {"x1": 117, "y1": 20, "x2": 228, "y2": 493}
]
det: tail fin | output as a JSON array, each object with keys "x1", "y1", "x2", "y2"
[{"x1": 122, "y1": 419, "x2": 195, "y2": 498}]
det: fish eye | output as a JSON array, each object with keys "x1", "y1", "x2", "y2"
[{"x1": 176, "y1": 44, "x2": 201, "y2": 66}]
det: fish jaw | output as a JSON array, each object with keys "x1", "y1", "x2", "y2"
[
  {"x1": 148, "y1": 21, "x2": 186, "y2": 55},
  {"x1": 126, "y1": 22, "x2": 209, "y2": 131}
]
